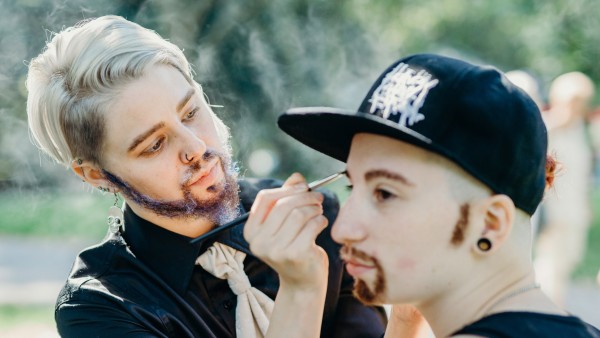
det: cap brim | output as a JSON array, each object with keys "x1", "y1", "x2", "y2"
[{"x1": 277, "y1": 107, "x2": 433, "y2": 163}]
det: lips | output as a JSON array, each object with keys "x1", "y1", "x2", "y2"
[
  {"x1": 187, "y1": 160, "x2": 221, "y2": 188},
  {"x1": 344, "y1": 259, "x2": 375, "y2": 277}
]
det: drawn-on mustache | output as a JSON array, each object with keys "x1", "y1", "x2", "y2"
[
  {"x1": 181, "y1": 150, "x2": 218, "y2": 186},
  {"x1": 340, "y1": 245, "x2": 376, "y2": 264}
]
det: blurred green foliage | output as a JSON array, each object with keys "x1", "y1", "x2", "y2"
[
  {"x1": 0, "y1": 0, "x2": 598, "y2": 274},
  {"x1": 0, "y1": 304, "x2": 54, "y2": 330},
  {"x1": 2, "y1": 0, "x2": 600, "y2": 188}
]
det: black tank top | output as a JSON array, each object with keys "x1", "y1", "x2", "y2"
[{"x1": 452, "y1": 312, "x2": 600, "y2": 337}]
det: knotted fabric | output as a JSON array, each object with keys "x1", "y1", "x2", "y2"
[{"x1": 196, "y1": 242, "x2": 274, "y2": 338}]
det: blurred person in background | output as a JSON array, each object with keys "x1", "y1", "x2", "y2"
[
  {"x1": 591, "y1": 106, "x2": 600, "y2": 288},
  {"x1": 26, "y1": 15, "x2": 386, "y2": 338},
  {"x1": 535, "y1": 71, "x2": 596, "y2": 306},
  {"x1": 505, "y1": 70, "x2": 545, "y2": 109},
  {"x1": 505, "y1": 69, "x2": 546, "y2": 235},
  {"x1": 278, "y1": 53, "x2": 600, "y2": 337}
]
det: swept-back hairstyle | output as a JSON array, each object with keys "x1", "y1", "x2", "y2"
[{"x1": 27, "y1": 15, "x2": 229, "y2": 167}]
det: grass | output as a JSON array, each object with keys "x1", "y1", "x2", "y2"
[
  {"x1": 0, "y1": 304, "x2": 54, "y2": 330},
  {"x1": 0, "y1": 189, "x2": 109, "y2": 239}
]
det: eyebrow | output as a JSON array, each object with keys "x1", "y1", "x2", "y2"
[
  {"x1": 364, "y1": 169, "x2": 414, "y2": 186},
  {"x1": 128, "y1": 122, "x2": 166, "y2": 152},
  {"x1": 176, "y1": 88, "x2": 195, "y2": 112},
  {"x1": 127, "y1": 88, "x2": 195, "y2": 153}
]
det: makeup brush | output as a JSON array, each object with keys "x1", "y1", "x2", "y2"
[{"x1": 189, "y1": 171, "x2": 346, "y2": 244}]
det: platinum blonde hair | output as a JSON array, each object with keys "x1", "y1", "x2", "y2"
[{"x1": 27, "y1": 15, "x2": 230, "y2": 167}]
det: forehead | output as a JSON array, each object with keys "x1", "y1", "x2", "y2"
[
  {"x1": 347, "y1": 133, "x2": 446, "y2": 180},
  {"x1": 101, "y1": 65, "x2": 202, "y2": 150},
  {"x1": 108, "y1": 64, "x2": 196, "y2": 115}
]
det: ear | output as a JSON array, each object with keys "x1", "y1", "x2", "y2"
[
  {"x1": 71, "y1": 160, "x2": 120, "y2": 193},
  {"x1": 472, "y1": 194, "x2": 515, "y2": 254}
]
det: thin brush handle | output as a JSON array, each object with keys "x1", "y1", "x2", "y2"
[{"x1": 189, "y1": 171, "x2": 345, "y2": 244}]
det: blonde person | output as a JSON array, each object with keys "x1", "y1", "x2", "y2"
[
  {"x1": 536, "y1": 72, "x2": 596, "y2": 306},
  {"x1": 26, "y1": 15, "x2": 386, "y2": 338},
  {"x1": 278, "y1": 54, "x2": 600, "y2": 337}
]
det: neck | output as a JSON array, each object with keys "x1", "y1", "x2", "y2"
[
  {"x1": 128, "y1": 203, "x2": 216, "y2": 238},
  {"x1": 416, "y1": 271, "x2": 539, "y2": 338}
]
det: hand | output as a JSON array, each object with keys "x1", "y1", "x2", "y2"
[{"x1": 244, "y1": 173, "x2": 329, "y2": 289}]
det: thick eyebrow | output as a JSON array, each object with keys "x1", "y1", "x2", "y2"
[
  {"x1": 176, "y1": 88, "x2": 195, "y2": 112},
  {"x1": 128, "y1": 122, "x2": 166, "y2": 152},
  {"x1": 364, "y1": 169, "x2": 414, "y2": 186}
]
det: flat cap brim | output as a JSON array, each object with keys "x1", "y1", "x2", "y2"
[{"x1": 277, "y1": 107, "x2": 434, "y2": 163}]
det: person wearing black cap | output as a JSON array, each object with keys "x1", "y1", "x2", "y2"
[{"x1": 278, "y1": 53, "x2": 600, "y2": 337}]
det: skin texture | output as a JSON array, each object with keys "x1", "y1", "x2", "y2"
[
  {"x1": 333, "y1": 133, "x2": 470, "y2": 306},
  {"x1": 74, "y1": 65, "x2": 237, "y2": 237},
  {"x1": 333, "y1": 133, "x2": 565, "y2": 338},
  {"x1": 71, "y1": 64, "x2": 330, "y2": 338}
]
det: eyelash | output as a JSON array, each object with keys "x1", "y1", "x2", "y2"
[
  {"x1": 346, "y1": 184, "x2": 396, "y2": 203},
  {"x1": 142, "y1": 136, "x2": 166, "y2": 156},
  {"x1": 184, "y1": 107, "x2": 199, "y2": 121},
  {"x1": 374, "y1": 188, "x2": 395, "y2": 202}
]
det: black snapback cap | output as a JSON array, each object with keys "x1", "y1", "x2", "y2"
[{"x1": 278, "y1": 53, "x2": 548, "y2": 215}]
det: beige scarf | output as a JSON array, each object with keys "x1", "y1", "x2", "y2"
[{"x1": 196, "y1": 242, "x2": 274, "y2": 338}]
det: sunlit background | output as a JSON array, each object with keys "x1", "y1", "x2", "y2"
[{"x1": 1, "y1": 0, "x2": 599, "y2": 336}]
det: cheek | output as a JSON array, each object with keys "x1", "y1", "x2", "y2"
[
  {"x1": 193, "y1": 116, "x2": 226, "y2": 147},
  {"x1": 394, "y1": 257, "x2": 417, "y2": 270},
  {"x1": 116, "y1": 159, "x2": 179, "y2": 189}
]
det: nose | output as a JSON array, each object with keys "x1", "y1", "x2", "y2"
[
  {"x1": 179, "y1": 127, "x2": 207, "y2": 164},
  {"x1": 331, "y1": 196, "x2": 367, "y2": 245}
]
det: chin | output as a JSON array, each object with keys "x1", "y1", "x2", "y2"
[{"x1": 353, "y1": 277, "x2": 387, "y2": 305}]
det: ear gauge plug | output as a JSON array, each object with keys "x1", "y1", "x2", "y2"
[{"x1": 477, "y1": 238, "x2": 492, "y2": 252}]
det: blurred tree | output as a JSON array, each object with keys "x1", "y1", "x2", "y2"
[{"x1": 1, "y1": 0, "x2": 599, "y2": 190}]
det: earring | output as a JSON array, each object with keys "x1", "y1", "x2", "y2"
[
  {"x1": 97, "y1": 186, "x2": 109, "y2": 193},
  {"x1": 77, "y1": 159, "x2": 83, "y2": 165},
  {"x1": 477, "y1": 238, "x2": 492, "y2": 252},
  {"x1": 107, "y1": 192, "x2": 124, "y2": 234}
]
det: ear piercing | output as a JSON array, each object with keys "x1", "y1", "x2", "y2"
[
  {"x1": 477, "y1": 238, "x2": 492, "y2": 252},
  {"x1": 107, "y1": 192, "x2": 124, "y2": 234},
  {"x1": 97, "y1": 186, "x2": 110, "y2": 193}
]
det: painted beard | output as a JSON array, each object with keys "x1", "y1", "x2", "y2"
[
  {"x1": 340, "y1": 245, "x2": 386, "y2": 305},
  {"x1": 102, "y1": 149, "x2": 240, "y2": 226}
]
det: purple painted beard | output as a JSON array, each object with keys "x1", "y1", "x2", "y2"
[{"x1": 102, "y1": 149, "x2": 240, "y2": 226}]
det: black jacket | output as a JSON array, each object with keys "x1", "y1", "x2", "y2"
[{"x1": 56, "y1": 178, "x2": 387, "y2": 337}]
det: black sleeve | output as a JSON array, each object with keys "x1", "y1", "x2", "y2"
[{"x1": 56, "y1": 301, "x2": 166, "y2": 338}]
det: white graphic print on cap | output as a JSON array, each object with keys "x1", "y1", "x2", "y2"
[{"x1": 369, "y1": 63, "x2": 439, "y2": 127}]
